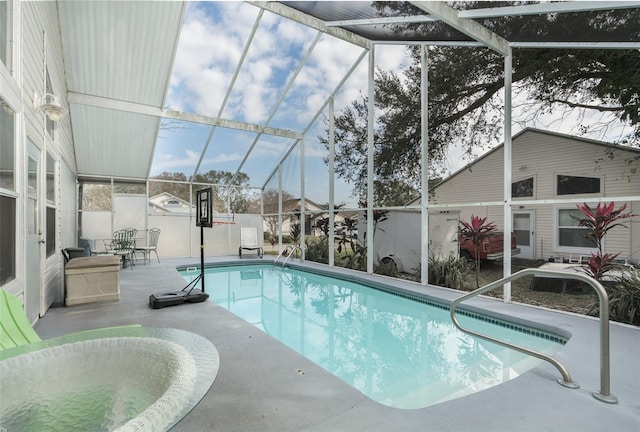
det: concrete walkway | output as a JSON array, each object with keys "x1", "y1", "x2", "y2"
[{"x1": 35, "y1": 257, "x2": 640, "y2": 432}]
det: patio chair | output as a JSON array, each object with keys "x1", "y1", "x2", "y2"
[
  {"x1": 110, "y1": 229, "x2": 137, "y2": 269},
  {"x1": 0, "y1": 290, "x2": 42, "y2": 350},
  {"x1": 1, "y1": 289, "x2": 144, "y2": 353},
  {"x1": 239, "y1": 227, "x2": 263, "y2": 258},
  {"x1": 135, "y1": 228, "x2": 161, "y2": 264}
]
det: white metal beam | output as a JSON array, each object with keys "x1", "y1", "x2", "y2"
[
  {"x1": 420, "y1": 45, "x2": 429, "y2": 286},
  {"x1": 366, "y1": 48, "x2": 375, "y2": 274},
  {"x1": 191, "y1": 9, "x2": 265, "y2": 181},
  {"x1": 510, "y1": 42, "x2": 640, "y2": 50},
  {"x1": 410, "y1": 1, "x2": 510, "y2": 54},
  {"x1": 232, "y1": 31, "x2": 323, "y2": 181},
  {"x1": 261, "y1": 48, "x2": 369, "y2": 190},
  {"x1": 248, "y1": 1, "x2": 371, "y2": 49},
  {"x1": 325, "y1": 15, "x2": 436, "y2": 27},
  {"x1": 148, "y1": 1, "x2": 187, "y2": 177},
  {"x1": 503, "y1": 48, "x2": 513, "y2": 303},
  {"x1": 328, "y1": 96, "x2": 335, "y2": 268},
  {"x1": 459, "y1": 1, "x2": 640, "y2": 18},
  {"x1": 67, "y1": 91, "x2": 302, "y2": 139}
]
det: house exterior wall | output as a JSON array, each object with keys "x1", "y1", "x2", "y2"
[
  {"x1": 430, "y1": 130, "x2": 639, "y2": 262},
  {"x1": 0, "y1": 1, "x2": 76, "y2": 314}
]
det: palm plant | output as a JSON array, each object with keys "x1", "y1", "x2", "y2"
[
  {"x1": 576, "y1": 202, "x2": 638, "y2": 325},
  {"x1": 459, "y1": 215, "x2": 497, "y2": 288},
  {"x1": 575, "y1": 202, "x2": 636, "y2": 282}
]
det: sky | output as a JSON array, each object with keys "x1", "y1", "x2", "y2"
[{"x1": 151, "y1": 1, "x2": 635, "y2": 207}]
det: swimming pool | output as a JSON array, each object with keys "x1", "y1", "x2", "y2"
[{"x1": 180, "y1": 263, "x2": 566, "y2": 409}]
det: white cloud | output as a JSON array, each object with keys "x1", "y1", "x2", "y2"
[
  {"x1": 152, "y1": 149, "x2": 201, "y2": 173},
  {"x1": 168, "y1": 2, "x2": 260, "y2": 116}
]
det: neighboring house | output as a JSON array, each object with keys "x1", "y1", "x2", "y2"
[
  {"x1": 429, "y1": 128, "x2": 640, "y2": 264},
  {"x1": 148, "y1": 193, "x2": 196, "y2": 214},
  {"x1": 265, "y1": 198, "x2": 352, "y2": 239}
]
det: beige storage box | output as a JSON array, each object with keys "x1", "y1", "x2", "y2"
[{"x1": 65, "y1": 256, "x2": 121, "y2": 306}]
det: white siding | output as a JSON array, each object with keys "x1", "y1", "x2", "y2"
[
  {"x1": 431, "y1": 130, "x2": 640, "y2": 262},
  {"x1": 21, "y1": 2, "x2": 76, "y2": 313}
]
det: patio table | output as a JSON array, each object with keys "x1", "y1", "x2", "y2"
[{"x1": 0, "y1": 327, "x2": 220, "y2": 431}]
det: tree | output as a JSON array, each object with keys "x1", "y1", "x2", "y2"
[
  {"x1": 324, "y1": 4, "x2": 640, "y2": 201},
  {"x1": 149, "y1": 172, "x2": 191, "y2": 202},
  {"x1": 262, "y1": 188, "x2": 295, "y2": 244},
  {"x1": 193, "y1": 170, "x2": 252, "y2": 213},
  {"x1": 150, "y1": 170, "x2": 255, "y2": 214}
]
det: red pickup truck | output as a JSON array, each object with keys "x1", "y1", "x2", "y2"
[{"x1": 459, "y1": 232, "x2": 520, "y2": 261}]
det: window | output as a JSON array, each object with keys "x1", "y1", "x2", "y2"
[
  {"x1": 46, "y1": 207, "x2": 56, "y2": 257},
  {"x1": 0, "y1": 98, "x2": 14, "y2": 191},
  {"x1": 557, "y1": 175, "x2": 600, "y2": 195},
  {"x1": 0, "y1": 99, "x2": 15, "y2": 286},
  {"x1": 557, "y1": 208, "x2": 595, "y2": 249},
  {"x1": 0, "y1": 195, "x2": 16, "y2": 285},
  {"x1": 46, "y1": 152, "x2": 56, "y2": 257},
  {"x1": 0, "y1": 0, "x2": 7, "y2": 67},
  {"x1": 46, "y1": 151, "x2": 55, "y2": 203},
  {"x1": 512, "y1": 177, "x2": 533, "y2": 198}
]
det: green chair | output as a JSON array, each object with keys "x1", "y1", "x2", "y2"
[
  {"x1": 0, "y1": 290, "x2": 42, "y2": 350},
  {"x1": 1, "y1": 290, "x2": 143, "y2": 354}
]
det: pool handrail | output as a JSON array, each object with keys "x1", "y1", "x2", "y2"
[
  {"x1": 450, "y1": 267, "x2": 618, "y2": 404},
  {"x1": 274, "y1": 245, "x2": 303, "y2": 268},
  {"x1": 273, "y1": 245, "x2": 294, "y2": 267}
]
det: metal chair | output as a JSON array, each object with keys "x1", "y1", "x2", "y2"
[
  {"x1": 135, "y1": 228, "x2": 161, "y2": 264},
  {"x1": 110, "y1": 229, "x2": 137, "y2": 269},
  {"x1": 239, "y1": 227, "x2": 263, "y2": 258}
]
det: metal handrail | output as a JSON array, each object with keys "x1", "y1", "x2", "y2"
[
  {"x1": 273, "y1": 245, "x2": 294, "y2": 267},
  {"x1": 282, "y1": 246, "x2": 303, "y2": 267},
  {"x1": 450, "y1": 267, "x2": 618, "y2": 404}
]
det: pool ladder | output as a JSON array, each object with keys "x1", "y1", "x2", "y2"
[
  {"x1": 450, "y1": 267, "x2": 617, "y2": 404},
  {"x1": 273, "y1": 245, "x2": 303, "y2": 267}
]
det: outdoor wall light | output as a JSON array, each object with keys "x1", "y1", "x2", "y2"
[
  {"x1": 1, "y1": 100, "x2": 12, "y2": 113},
  {"x1": 33, "y1": 92, "x2": 67, "y2": 122}
]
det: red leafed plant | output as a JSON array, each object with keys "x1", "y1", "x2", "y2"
[
  {"x1": 460, "y1": 215, "x2": 497, "y2": 288},
  {"x1": 575, "y1": 202, "x2": 637, "y2": 282},
  {"x1": 586, "y1": 253, "x2": 621, "y2": 282}
]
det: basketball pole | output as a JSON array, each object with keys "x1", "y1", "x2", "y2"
[{"x1": 200, "y1": 221, "x2": 205, "y2": 293}]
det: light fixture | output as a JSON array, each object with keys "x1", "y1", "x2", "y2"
[
  {"x1": 1, "y1": 99, "x2": 12, "y2": 113},
  {"x1": 33, "y1": 92, "x2": 67, "y2": 122}
]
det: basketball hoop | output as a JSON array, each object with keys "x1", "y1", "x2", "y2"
[{"x1": 211, "y1": 214, "x2": 236, "y2": 226}]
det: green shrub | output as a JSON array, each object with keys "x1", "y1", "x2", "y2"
[
  {"x1": 588, "y1": 268, "x2": 640, "y2": 325},
  {"x1": 374, "y1": 259, "x2": 399, "y2": 278},
  {"x1": 418, "y1": 254, "x2": 472, "y2": 290},
  {"x1": 306, "y1": 239, "x2": 329, "y2": 264}
]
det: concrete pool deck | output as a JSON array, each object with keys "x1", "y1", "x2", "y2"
[{"x1": 36, "y1": 256, "x2": 639, "y2": 431}]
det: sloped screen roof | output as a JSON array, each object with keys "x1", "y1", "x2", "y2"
[
  {"x1": 283, "y1": 1, "x2": 640, "y2": 43},
  {"x1": 56, "y1": 1, "x2": 640, "y2": 186}
]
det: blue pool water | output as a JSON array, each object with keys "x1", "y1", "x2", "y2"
[{"x1": 180, "y1": 264, "x2": 565, "y2": 409}]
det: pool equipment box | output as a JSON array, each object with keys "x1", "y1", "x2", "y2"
[
  {"x1": 149, "y1": 289, "x2": 209, "y2": 309},
  {"x1": 65, "y1": 255, "x2": 121, "y2": 306}
]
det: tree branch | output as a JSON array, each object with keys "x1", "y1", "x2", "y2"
[{"x1": 548, "y1": 99, "x2": 626, "y2": 112}]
